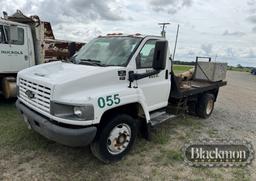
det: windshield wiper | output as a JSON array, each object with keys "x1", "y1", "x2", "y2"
[
  {"x1": 79, "y1": 59, "x2": 107, "y2": 67},
  {"x1": 80, "y1": 59, "x2": 101, "y2": 63}
]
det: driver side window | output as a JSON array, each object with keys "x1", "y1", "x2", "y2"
[{"x1": 136, "y1": 39, "x2": 156, "y2": 68}]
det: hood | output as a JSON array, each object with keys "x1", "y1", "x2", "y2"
[
  {"x1": 18, "y1": 61, "x2": 128, "y2": 102},
  {"x1": 19, "y1": 61, "x2": 119, "y2": 85}
]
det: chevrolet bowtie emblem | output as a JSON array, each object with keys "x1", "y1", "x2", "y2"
[{"x1": 25, "y1": 90, "x2": 35, "y2": 99}]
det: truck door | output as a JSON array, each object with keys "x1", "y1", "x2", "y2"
[
  {"x1": 135, "y1": 39, "x2": 171, "y2": 111},
  {"x1": 0, "y1": 24, "x2": 30, "y2": 73}
]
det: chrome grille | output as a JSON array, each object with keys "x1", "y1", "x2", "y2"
[{"x1": 19, "y1": 78, "x2": 51, "y2": 113}]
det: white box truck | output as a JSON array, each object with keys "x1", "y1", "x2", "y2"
[
  {"x1": 0, "y1": 10, "x2": 84, "y2": 99},
  {"x1": 16, "y1": 33, "x2": 227, "y2": 163}
]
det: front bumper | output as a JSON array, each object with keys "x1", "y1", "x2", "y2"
[{"x1": 16, "y1": 100, "x2": 97, "y2": 147}]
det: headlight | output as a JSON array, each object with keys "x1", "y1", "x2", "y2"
[
  {"x1": 74, "y1": 106, "x2": 83, "y2": 117},
  {"x1": 51, "y1": 102, "x2": 94, "y2": 121}
]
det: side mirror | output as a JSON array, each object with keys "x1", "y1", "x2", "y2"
[
  {"x1": 152, "y1": 40, "x2": 168, "y2": 70},
  {"x1": 9, "y1": 25, "x2": 18, "y2": 42}
]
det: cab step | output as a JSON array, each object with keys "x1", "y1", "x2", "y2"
[{"x1": 150, "y1": 110, "x2": 176, "y2": 127}]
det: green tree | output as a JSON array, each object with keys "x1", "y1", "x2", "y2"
[{"x1": 237, "y1": 64, "x2": 243, "y2": 68}]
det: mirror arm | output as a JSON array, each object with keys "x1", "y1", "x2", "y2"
[{"x1": 128, "y1": 70, "x2": 160, "y2": 82}]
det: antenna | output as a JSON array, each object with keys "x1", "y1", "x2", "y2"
[
  {"x1": 172, "y1": 24, "x2": 180, "y2": 61},
  {"x1": 158, "y1": 22, "x2": 170, "y2": 37}
]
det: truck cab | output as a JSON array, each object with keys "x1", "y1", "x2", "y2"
[
  {"x1": 0, "y1": 19, "x2": 35, "y2": 99},
  {"x1": 16, "y1": 34, "x2": 226, "y2": 163},
  {"x1": 0, "y1": 20, "x2": 34, "y2": 73}
]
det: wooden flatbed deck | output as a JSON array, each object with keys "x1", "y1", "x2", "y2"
[{"x1": 170, "y1": 76, "x2": 227, "y2": 99}]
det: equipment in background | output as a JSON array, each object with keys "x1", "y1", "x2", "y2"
[{"x1": 0, "y1": 10, "x2": 85, "y2": 99}]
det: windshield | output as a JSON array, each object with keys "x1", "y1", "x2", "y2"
[{"x1": 74, "y1": 36, "x2": 142, "y2": 66}]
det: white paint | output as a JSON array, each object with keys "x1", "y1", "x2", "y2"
[
  {"x1": 17, "y1": 35, "x2": 172, "y2": 126},
  {"x1": 0, "y1": 19, "x2": 32, "y2": 73}
]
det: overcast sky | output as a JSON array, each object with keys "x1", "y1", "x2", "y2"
[{"x1": 1, "y1": 0, "x2": 256, "y2": 66}]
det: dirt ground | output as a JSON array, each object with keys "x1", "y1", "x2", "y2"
[{"x1": 0, "y1": 71, "x2": 255, "y2": 181}]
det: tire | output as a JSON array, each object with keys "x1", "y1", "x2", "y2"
[
  {"x1": 196, "y1": 94, "x2": 215, "y2": 118},
  {"x1": 90, "y1": 114, "x2": 137, "y2": 163}
]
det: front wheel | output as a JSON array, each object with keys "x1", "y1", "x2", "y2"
[
  {"x1": 90, "y1": 114, "x2": 137, "y2": 163},
  {"x1": 197, "y1": 94, "x2": 215, "y2": 118}
]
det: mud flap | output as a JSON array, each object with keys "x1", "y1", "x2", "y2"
[{"x1": 141, "y1": 123, "x2": 152, "y2": 141}]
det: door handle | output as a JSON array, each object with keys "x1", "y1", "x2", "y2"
[{"x1": 24, "y1": 55, "x2": 28, "y2": 61}]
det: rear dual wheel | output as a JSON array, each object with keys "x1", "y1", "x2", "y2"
[{"x1": 90, "y1": 114, "x2": 137, "y2": 163}]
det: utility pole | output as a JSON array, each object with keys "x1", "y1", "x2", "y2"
[
  {"x1": 214, "y1": 54, "x2": 218, "y2": 61},
  {"x1": 158, "y1": 22, "x2": 170, "y2": 37}
]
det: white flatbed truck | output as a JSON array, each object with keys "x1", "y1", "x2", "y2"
[{"x1": 16, "y1": 33, "x2": 227, "y2": 163}]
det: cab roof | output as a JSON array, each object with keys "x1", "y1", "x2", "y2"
[
  {"x1": 98, "y1": 33, "x2": 163, "y2": 39},
  {"x1": 0, "y1": 18, "x2": 30, "y2": 27}
]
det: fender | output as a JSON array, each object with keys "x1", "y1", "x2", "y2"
[{"x1": 93, "y1": 89, "x2": 151, "y2": 125}]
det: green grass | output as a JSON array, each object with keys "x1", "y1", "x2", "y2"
[
  {"x1": 152, "y1": 148, "x2": 183, "y2": 166},
  {"x1": 0, "y1": 99, "x2": 52, "y2": 151},
  {"x1": 192, "y1": 168, "x2": 224, "y2": 180},
  {"x1": 227, "y1": 66, "x2": 252, "y2": 73},
  {"x1": 0, "y1": 99, "x2": 251, "y2": 180},
  {"x1": 207, "y1": 128, "x2": 219, "y2": 138},
  {"x1": 165, "y1": 149, "x2": 183, "y2": 161},
  {"x1": 152, "y1": 128, "x2": 170, "y2": 144},
  {"x1": 172, "y1": 64, "x2": 194, "y2": 74},
  {"x1": 232, "y1": 168, "x2": 250, "y2": 181}
]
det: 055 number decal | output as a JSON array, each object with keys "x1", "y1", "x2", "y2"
[{"x1": 98, "y1": 94, "x2": 121, "y2": 108}]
